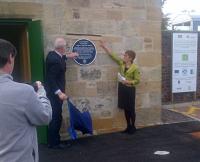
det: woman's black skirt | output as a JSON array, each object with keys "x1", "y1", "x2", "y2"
[{"x1": 118, "y1": 82, "x2": 135, "y2": 112}]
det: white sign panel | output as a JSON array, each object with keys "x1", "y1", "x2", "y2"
[{"x1": 172, "y1": 33, "x2": 198, "y2": 93}]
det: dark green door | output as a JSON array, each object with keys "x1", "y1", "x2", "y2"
[
  {"x1": 27, "y1": 20, "x2": 48, "y2": 144},
  {"x1": 0, "y1": 19, "x2": 48, "y2": 144}
]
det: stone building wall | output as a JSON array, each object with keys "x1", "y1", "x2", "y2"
[{"x1": 0, "y1": 0, "x2": 162, "y2": 138}]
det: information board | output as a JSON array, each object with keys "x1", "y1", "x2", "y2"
[{"x1": 172, "y1": 33, "x2": 198, "y2": 93}]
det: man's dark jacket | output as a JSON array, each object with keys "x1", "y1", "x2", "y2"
[{"x1": 45, "y1": 51, "x2": 67, "y2": 96}]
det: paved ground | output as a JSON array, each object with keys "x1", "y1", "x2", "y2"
[
  {"x1": 165, "y1": 104, "x2": 200, "y2": 121},
  {"x1": 39, "y1": 119, "x2": 200, "y2": 162},
  {"x1": 161, "y1": 108, "x2": 195, "y2": 123}
]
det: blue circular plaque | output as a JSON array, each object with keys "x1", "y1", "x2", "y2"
[{"x1": 72, "y1": 39, "x2": 97, "y2": 65}]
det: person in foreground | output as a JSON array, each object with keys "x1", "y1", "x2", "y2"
[
  {"x1": 0, "y1": 39, "x2": 52, "y2": 162},
  {"x1": 45, "y1": 37, "x2": 78, "y2": 149},
  {"x1": 100, "y1": 40, "x2": 140, "y2": 134}
]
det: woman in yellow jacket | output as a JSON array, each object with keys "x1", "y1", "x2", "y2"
[{"x1": 100, "y1": 41, "x2": 140, "y2": 134}]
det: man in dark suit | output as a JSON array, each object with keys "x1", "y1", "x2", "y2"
[{"x1": 45, "y1": 37, "x2": 78, "y2": 149}]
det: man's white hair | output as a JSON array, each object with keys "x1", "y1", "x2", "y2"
[{"x1": 54, "y1": 37, "x2": 66, "y2": 49}]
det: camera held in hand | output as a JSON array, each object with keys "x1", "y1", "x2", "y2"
[
  {"x1": 32, "y1": 82, "x2": 39, "y2": 92},
  {"x1": 25, "y1": 82, "x2": 39, "y2": 92}
]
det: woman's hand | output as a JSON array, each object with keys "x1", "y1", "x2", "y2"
[
  {"x1": 99, "y1": 40, "x2": 112, "y2": 55},
  {"x1": 122, "y1": 80, "x2": 131, "y2": 86},
  {"x1": 99, "y1": 40, "x2": 105, "y2": 48}
]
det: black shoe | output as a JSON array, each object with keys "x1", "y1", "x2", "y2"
[
  {"x1": 121, "y1": 127, "x2": 130, "y2": 134},
  {"x1": 48, "y1": 143, "x2": 70, "y2": 150},
  {"x1": 128, "y1": 126, "x2": 137, "y2": 135}
]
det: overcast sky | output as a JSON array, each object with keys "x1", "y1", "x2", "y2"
[
  {"x1": 163, "y1": 0, "x2": 200, "y2": 15},
  {"x1": 162, "y1": 0, "x2": 200, "y2": 25}
]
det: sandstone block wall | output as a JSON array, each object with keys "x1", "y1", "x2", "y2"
[{"x1": 0, "y1": 0, "x2": 162, "y2": 138}]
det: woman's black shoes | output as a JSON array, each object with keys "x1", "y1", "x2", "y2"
[
  {"x1": 121, "y1": 126, "x2": 136, "y2": 134},
  {"x1": 128, "y1": 126, "x2": 136, "y2": 134},
  {"x1": 121, "y1": 127, "x2": 130, "y2": 133}
]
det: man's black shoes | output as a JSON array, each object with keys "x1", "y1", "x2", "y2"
[{"x1": 48, "y1": 143, "x2": 71, "y2": 150}]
